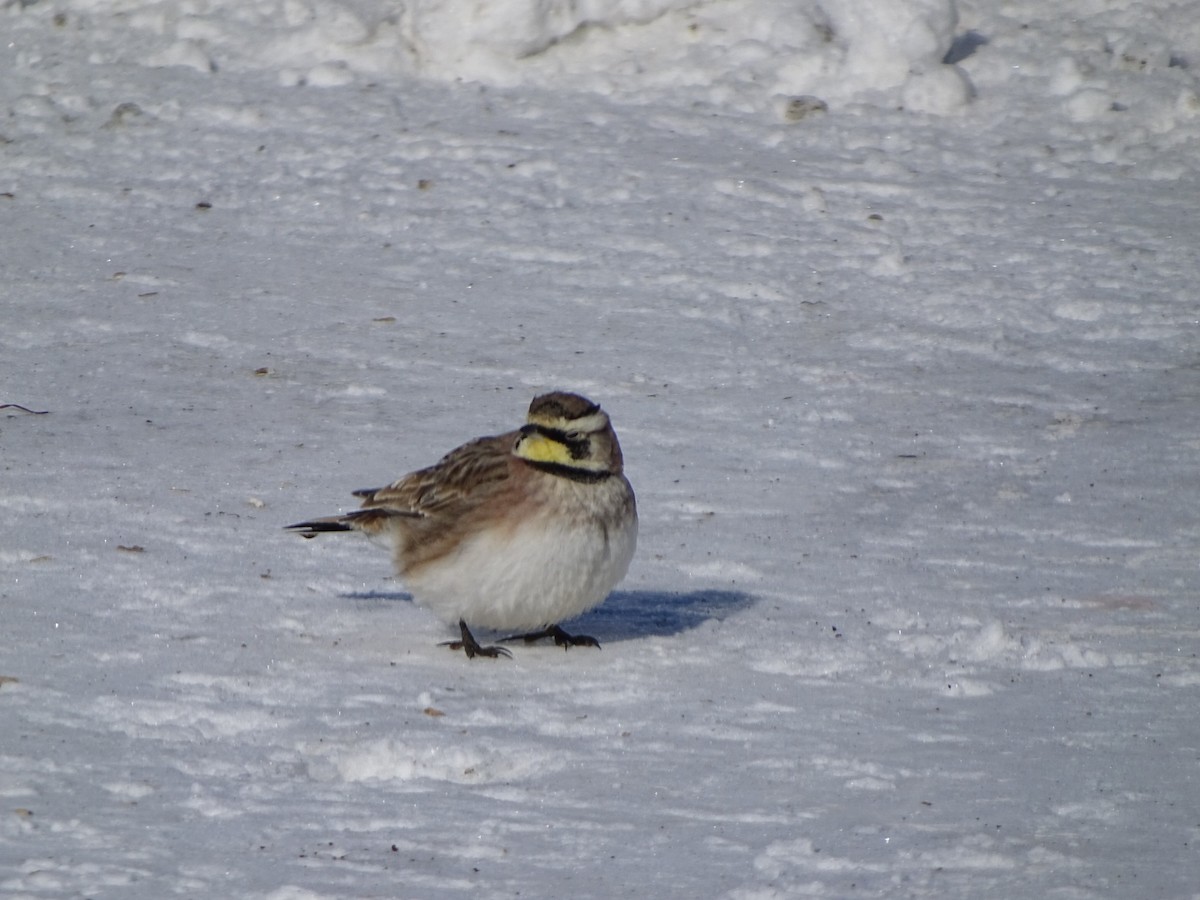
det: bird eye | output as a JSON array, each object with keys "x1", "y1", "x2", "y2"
[{"x1": 565, "y1": 431, "x2": 585, "y2": 442}]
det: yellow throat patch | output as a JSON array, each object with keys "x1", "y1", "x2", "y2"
[{"x1": 515, "y1": 431, "x2": 573, "y2": 466}]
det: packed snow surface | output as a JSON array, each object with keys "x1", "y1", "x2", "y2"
[{"x1": 3, "y1": 0, "x2": 1200, "y2": 897}]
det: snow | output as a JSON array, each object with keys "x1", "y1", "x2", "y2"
[{"x1": 3, "y1": 0, "x2": 1199, "y2": 896}]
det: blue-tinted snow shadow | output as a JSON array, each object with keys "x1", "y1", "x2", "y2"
[
  {"x1": 339, "y1": 588, "x2": 756, "y2": 643},
  {"x1": 570, "y1": 589, "x2": 756, "y2": 642},
  {"x1": 342, "y1": 590, "x2": 413, "y2": 608}
]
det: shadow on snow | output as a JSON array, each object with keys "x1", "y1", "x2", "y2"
[{"x1": 339, "y1": 588, "x2": 756, "y2": 643}]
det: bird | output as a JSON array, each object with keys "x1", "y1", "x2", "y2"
[{"x1": 286, "y1": 391, "x2": 637, "y2": 659}]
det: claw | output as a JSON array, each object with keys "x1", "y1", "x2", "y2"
[
  {"x1": 440, "y1": 619, "x2": 512, "y2": 659},
  {"x1": 500, "y1": 625, "x2": 600, "y2": 650}
]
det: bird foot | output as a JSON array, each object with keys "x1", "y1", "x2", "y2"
[
  {"x1": 440, "y1": 619, "x2": 512, "y2": 659},
  {"x1": 500, "y1": 625, "x2": 600, "y2": 650}
]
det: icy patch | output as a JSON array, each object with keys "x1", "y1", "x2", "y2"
[
  {"x1": 101, "y1": 781, "x2": 157, "y2": 800},
  {"x1": 754, "y1": 837, "x2": 887, "y2": 879},
  {"x1": 91, "y1": 696, "x2": 285, "y2": 741},
  {"x1": 262, "y1": 889, "x2": 333, "y2": 900},
  {"x1": 680, "y1": 560, "x2": 761, "y2": 582},
  {"x1": 305, "y1": 736, "x2": 564, "y2": 785}
]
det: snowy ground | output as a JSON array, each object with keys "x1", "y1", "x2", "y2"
[{"x1": 3, "y1": 0, "x2": 1200, "y2": 897}]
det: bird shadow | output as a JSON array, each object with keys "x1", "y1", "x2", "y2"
[
  {"x1": 342, "y1": 590, "x2": 415, "y2": 606},
  {"x1": 571, "y1": 589, "x2": 756, "y2": 642},
  {"x1": 339, "y1": 588, "x2": 755, "y2": 643}
]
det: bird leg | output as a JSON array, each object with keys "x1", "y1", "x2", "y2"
[
  {"x1": 441, "y1": 619, "x2": 512, "y2": 659},
  {"x1": 500, "y1": 625, "x2": 600, "y2": 650}
]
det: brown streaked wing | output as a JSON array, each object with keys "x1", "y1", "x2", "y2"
[{"x1": 355, "y1": 432, "x2": 516, "y2": 517}]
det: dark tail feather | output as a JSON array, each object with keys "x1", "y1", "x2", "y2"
[
  {"x1": 285, "y1": 518, "x2": 355, "y2": 538},
  {"x1": 287, "y1": 507, "x2": 420, "y2": 538}
]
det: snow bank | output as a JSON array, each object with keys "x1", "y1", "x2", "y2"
[
  {"x1": 60, "y1": 0, "x2": 965, "y2": 111},
  {"x1": 404, "y1": 0, "x2": 962, "y2": 111},
  {"x1": 32, "y1": 0, "x2": 1199, "y2": 127}
]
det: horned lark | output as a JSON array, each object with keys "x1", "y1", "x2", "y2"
[{"x1": 287, "y1": 392, "x2": 637, "y2": 659}]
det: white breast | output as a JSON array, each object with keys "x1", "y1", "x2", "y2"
[{"x1": 405, "y1": 512, "x2": 637, "y2": 632}]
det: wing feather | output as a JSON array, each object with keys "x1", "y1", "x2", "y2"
[{"x1": 354, "y1": 432, "x2": 515, "y2": 519}]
